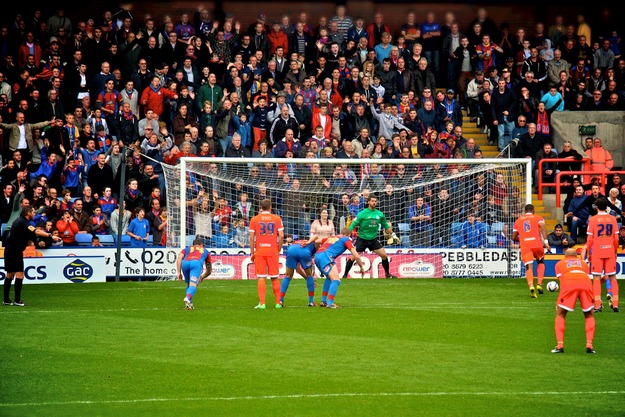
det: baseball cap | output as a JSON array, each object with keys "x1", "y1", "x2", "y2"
[
  {"x1": 49, "y1": 36, "x2": 59, "y2": 43},
  {"x1": 488, "y1": 66, "x2": 497, "y2": 72},
  {"x1": 277, "y1": 91, "x2": 286, "y2": 98},
  {"x1": 258, "y1": 12, "x2": 266, "y2": 20},
  {"x1": 446, "y1": 89, "x2": 455, "y2": 94},
  {"x1": 505, "y1": 56, "x2": 514, "y2": 62}
]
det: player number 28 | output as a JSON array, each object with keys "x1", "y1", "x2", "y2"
[{"x1": 596, "y1": 223, "x2": 613, "y2": 237}]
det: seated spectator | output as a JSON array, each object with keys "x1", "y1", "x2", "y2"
[
  {"x1": 460, "y1": 212, "x2": 487, "y2": 249},
  {"x1": 91, "y1": 236, "x2": 103, "y2": 247},
  {"x1": 547, "y1": 223, "x2": 573, "y2": 253}
]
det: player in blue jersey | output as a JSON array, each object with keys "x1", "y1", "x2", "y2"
[
  {"x1": 315, "y1": 228, "x2": 365, "y2": 308},
  {"x1": 279, "y1": 235, "x2": 320, "y2": 307},
  {"x1": 177, "y1": 238, "x2": 213, "y2": 309}
]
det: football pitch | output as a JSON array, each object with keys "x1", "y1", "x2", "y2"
[{"x1": 1, "y1": 278, "x2": 623, "y2": 417}]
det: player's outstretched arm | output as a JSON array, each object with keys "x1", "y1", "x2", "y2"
[{"x1": 350, "y1": 248, "x2": 366, "y2": 277}]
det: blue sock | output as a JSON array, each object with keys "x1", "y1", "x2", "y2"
[
  {"x1": 606, "y1": 278, "x2": 612, "y2": 293},
  {"x1": 321, "y1": 277, "x2": 332, "y2": 303},
  {"x1": 279, "y1": 277, "x2": 292, "y2": 302},
  {"x1": 327, "y1": 280, "x2": 341, "y2": 306},
  {"x1": 306, "y1": 276, "x2": 315, "y2": 303},
  {"x1": 187, "y1": 284, "x2": 197, "y2": 300}
]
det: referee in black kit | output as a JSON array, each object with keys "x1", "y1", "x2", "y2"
[{"x1": 3, "y1": 206, "x2": 61, "y2": 306}]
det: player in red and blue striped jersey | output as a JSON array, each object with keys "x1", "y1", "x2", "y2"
[
  {"x1": 177, "y1": 238, "x2": 212, "y2": 310},
  {"x1": 279, "y1": 235, "x2": 320, "y2": 307},
  {"x1": 315, "y1": 228, "x2": 365, "y2": 308}
]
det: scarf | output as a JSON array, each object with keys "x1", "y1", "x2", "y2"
[
  {"x1": 536, "y1": 111, "x2": 549, "y2": 135},
  {"x1": 127, "y1": 188, "x2": 139, "y2": 198}
]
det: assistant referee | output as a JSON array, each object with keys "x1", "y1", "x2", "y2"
[
  {"x1": 3, "y1": 206, "x2": 61, "y2": 306},
  {"x1": 343, "y1": 195, "x2": 397, "y2": 279}
]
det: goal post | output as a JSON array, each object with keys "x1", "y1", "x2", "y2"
[{"x1": 163, "y1": 157, "x2": 531, "y2": 278}]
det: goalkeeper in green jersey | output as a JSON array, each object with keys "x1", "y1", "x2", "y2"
[{"x1": 343, "y1": 195, "x2": 398, "y2": 279}]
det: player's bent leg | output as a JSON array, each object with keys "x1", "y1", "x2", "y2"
[
  {"x1": 553, "y1": 307, "x2": 568, "y2": 352},
  {"x1": 583, "y1": 310, "x2": 596, "y2": 353},
  {"x1": 279, "y1": 268, "x2": 295, "y2": 304},
  {"x1": 302, "y1": 267, "x2": 316, "y2": 306},
  {"x1": 326, "y1": 267, "x2": 341, "y2": 308}
]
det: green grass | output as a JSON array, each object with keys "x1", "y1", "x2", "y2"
[{"x1": 1, "y1": 278, "x2": 624, "y2": 417}]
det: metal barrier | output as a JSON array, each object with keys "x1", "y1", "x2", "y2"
[
  {"x1": 537, "y1": 158, "x2": 590, "y2": 200},
  {"x1": 555, "y1": 169, "x2": 625, "y2": 207}
]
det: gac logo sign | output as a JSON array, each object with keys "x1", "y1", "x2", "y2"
[{"x1": 63, "y1": 259, "x2": 94, "y2": 283}]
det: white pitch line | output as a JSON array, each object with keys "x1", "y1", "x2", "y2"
[
  {"x1": 2, "y1": 390, "x2": 624, "y2": 407},
  {"x1": 0, "y1": 304, "x2": 535, "y2": 314}
]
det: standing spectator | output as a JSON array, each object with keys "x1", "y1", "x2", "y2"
[
  {"x1": 140, "y1": 75, "x2": 178, "y2": 118},
  {"x1": 460, "y1": 212, "x2": 486, "y2": 248},
  {"x1": 476, "y1": 34, "x2": 503, "y2": 72},
  {"x1": 366, "y1": 12, "x2": 390, "y2": 50},
  {"x1": 127, "y1": 207, "x2": 150, "y2": 247},
  {"x1": 491, "y1": 78, "x2": 517, "y2": 151},
  {"x1": 0, "y1": 112, "x2": 53, "y2": 164},
  {"x1": 520, "y1": 48, "x2": 548, "y2": 97},
  {"x1": 586, "y1": 137, "x2": 614, "y2": 173},
  {"x1": 56, "y1": 209, "x2": 80, "y2": 245},
  {"x1": 408, "y1": 196, "x2": 432, "y2": 247}
]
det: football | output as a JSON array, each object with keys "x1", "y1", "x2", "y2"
[{"x1": 547, "y1": 281, "x2": 559, "y2": 292}]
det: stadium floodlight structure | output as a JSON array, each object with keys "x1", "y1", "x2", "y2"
[{"x1": 161, "y1": 157, "x2": 531, "y2": 278}]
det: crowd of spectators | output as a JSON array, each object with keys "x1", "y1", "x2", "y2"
[{"x1": 0, "y1": 5, "x2": 622, "y2": 248}]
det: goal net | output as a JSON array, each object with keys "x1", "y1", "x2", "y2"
[{"x1": 162, "y1": 157, "x2": 531, "y2": 278}]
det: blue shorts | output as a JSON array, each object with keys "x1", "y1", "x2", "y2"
[
  {"x1": 181, "y1": 259, "x2": 203, "y2": 285},
  {"x1": 314, "y1": 252, "x2": 334, "y2": 277},
  {"x1": 285, "y1": 245, "x2": 314, "y2": 270}
]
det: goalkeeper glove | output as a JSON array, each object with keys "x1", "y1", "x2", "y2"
[{"x1": 387, "y1": 233, "x2": 400, "y2": 245}]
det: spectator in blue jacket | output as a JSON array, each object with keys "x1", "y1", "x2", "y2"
[
  {"x1": 273, "y1": 129, "x2": 302, "y2": 158},
  {"x1": 460, "y1": 212, "x2": 486, "y2": 248},
  {"x1": 213, "y1": 224, "x2": 234, "y2": 248}
]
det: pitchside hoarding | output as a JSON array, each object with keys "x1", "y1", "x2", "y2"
[{"x1": 0, "y1": 256, "x2": 106, "y2": 284}]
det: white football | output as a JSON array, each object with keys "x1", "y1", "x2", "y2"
[{"x1": 547, "y1": 281, "x2": 559, "y2": 292}]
